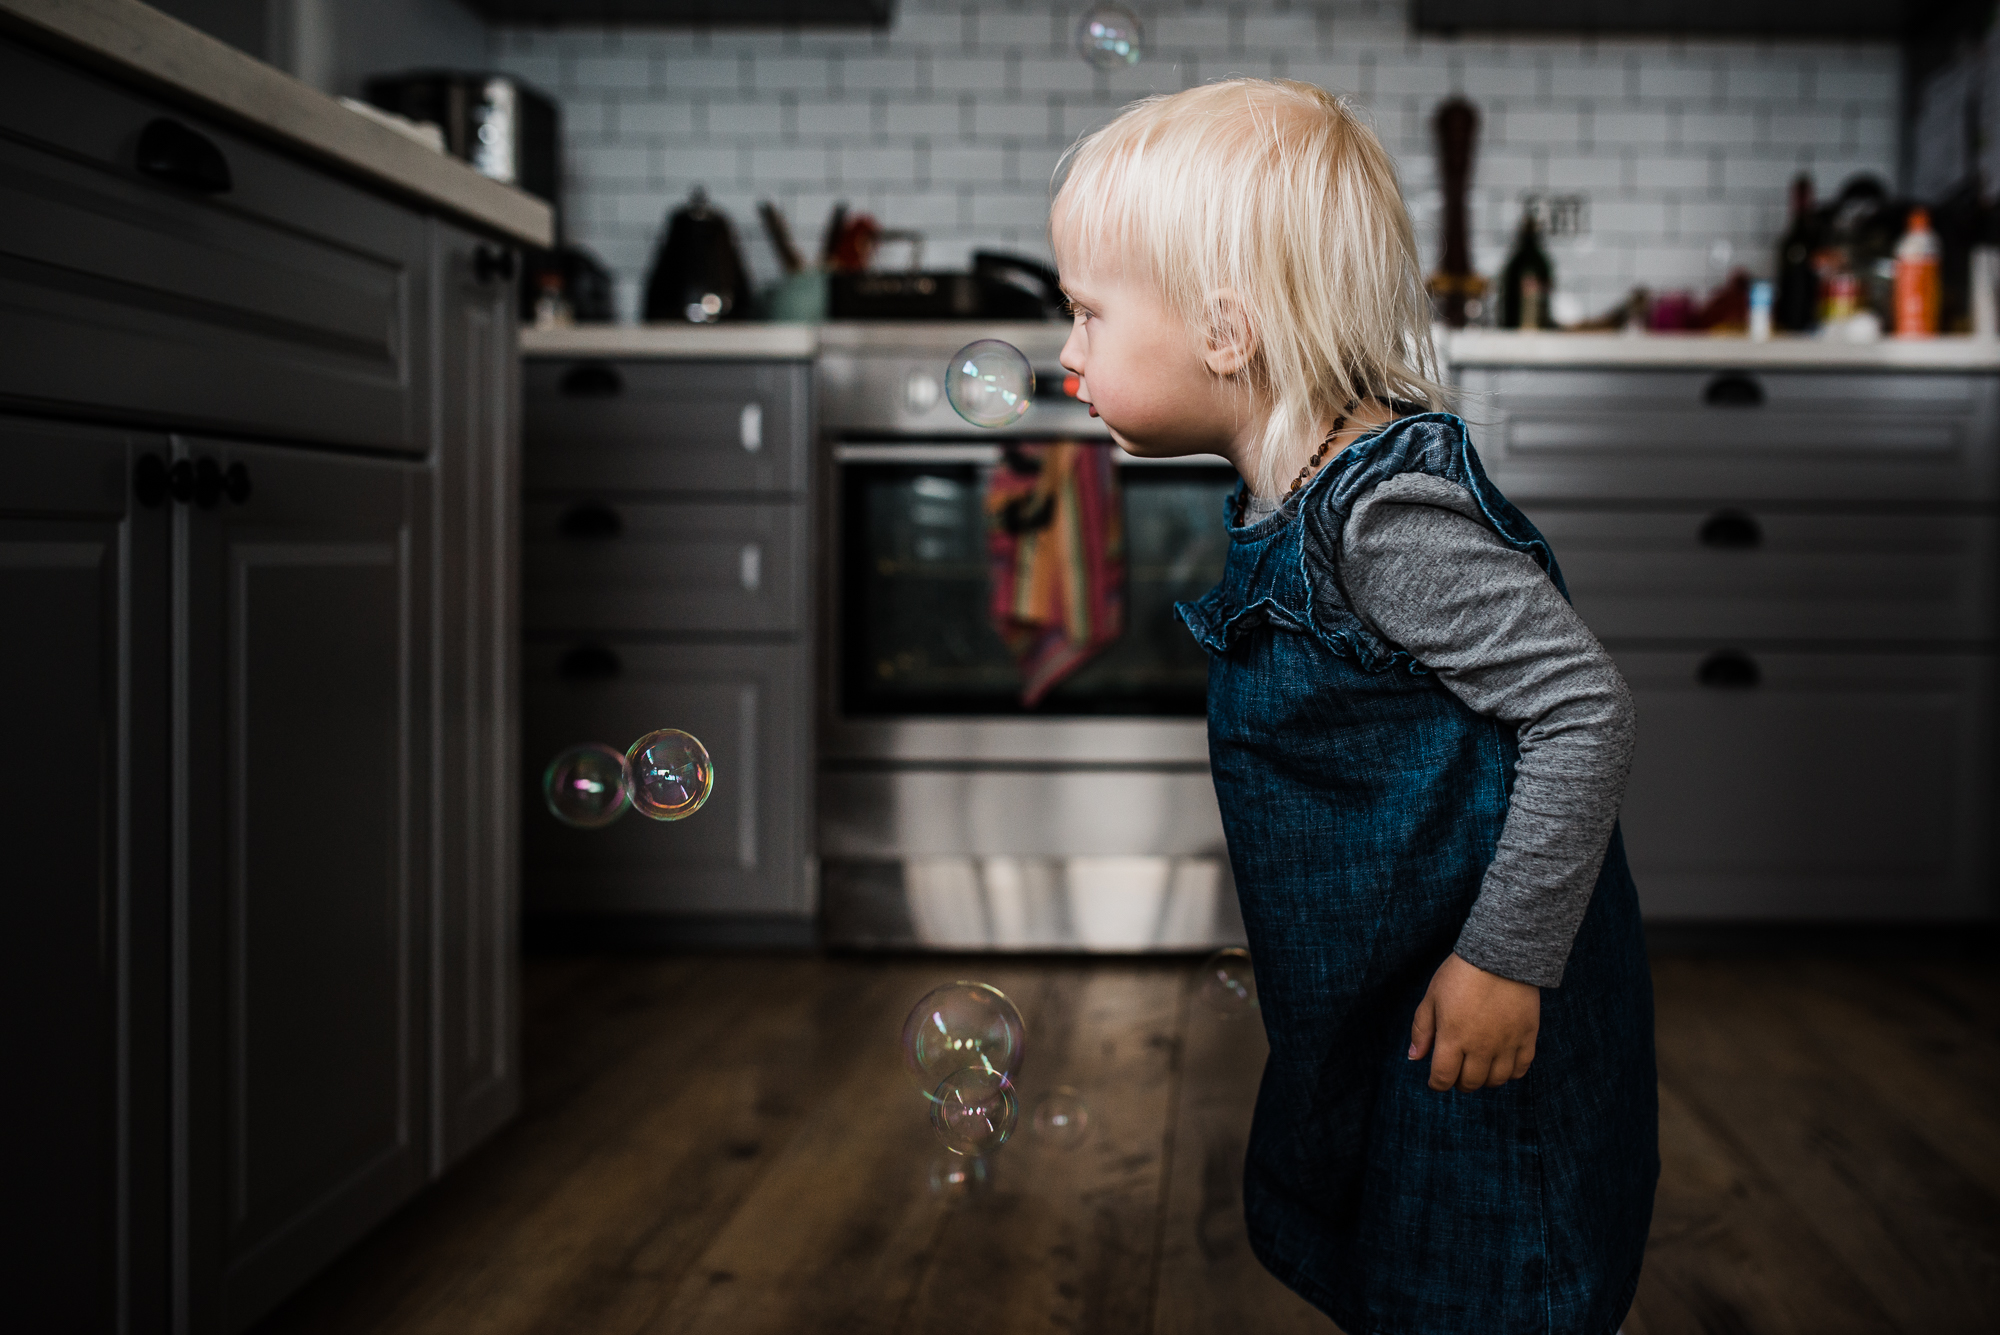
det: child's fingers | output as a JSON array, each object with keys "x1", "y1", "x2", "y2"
[
  {"x1": 1427, "y1": 1039, "x2": 1463, "y2": 1092},
  {"x1": 1407, "y1": 995, "x2": 1437, "y2": 1061},
  {"x1": 1455, "y1": 1051, "x2": 1493, "y2": 1092},
  {"x1": 1484, "y1": 1051, "x2": 1517, "y2": 1088}
]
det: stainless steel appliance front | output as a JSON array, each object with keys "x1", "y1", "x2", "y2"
[{"x1": 817, "y1": 324, "x2": 1245, "y2": 951}]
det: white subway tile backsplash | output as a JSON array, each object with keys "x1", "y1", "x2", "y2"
[{"x1": 510, "y1": 1, "x2": 1899, "y2": 317}]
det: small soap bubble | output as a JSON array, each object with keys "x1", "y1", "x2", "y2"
[
  {"x1": 931, "y1": 1066, "x2": 1019, "y2": 1157},
  {"x1": 625, "y1": 728, "x2": 713, "y2": 821},
  {"x1": 1030, "y1": 1087, "x2": 1091, "y2": 1147},
  {"x1": 945, "y1": 339, "x2": 1035, "y2": 428},
  {"x1": 542, "y1": 743, "x2": 630, "y2": 828},
  {"x1": 902, "y1": 981, "x2": 1027, "y2": 1101},
  {"x1": 1198, "y1": 947, "x2": 1259, "y2": 1016},
  {"x1": 1076, "y1": 4, "x2": 1144, "y2": 69},
  {"x1": 927, "y1": 1152, "x2": 992, "y2": 1204}
]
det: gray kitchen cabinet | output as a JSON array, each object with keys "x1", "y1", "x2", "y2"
[
  {"x1": 176, "y1": 440, "x2": 429, "y2": 1333},
  {"x1": 429, "y1": 221, "x2": 523, "y2": 1172},
  {"x1": 1460, "y1": 364, "x2": 1998, "y2": 921},
  {"x1": 0, "y1": 417, "x2": 171, "y2": 1335},
  {"x1": 521, "y1": 357, "x2": 814, "y2": 939},
  {"x1": 0, "y1": 26, "x2": 525, "y2": 1333}
]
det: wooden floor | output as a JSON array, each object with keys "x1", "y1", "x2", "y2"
[{"x1": 252, "y1": 952, "x2": 2000, "y2": 1335}]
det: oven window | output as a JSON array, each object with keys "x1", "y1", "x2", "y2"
[{"x1": 840, "y1": 459, "x2": 1237, "y2": 715}]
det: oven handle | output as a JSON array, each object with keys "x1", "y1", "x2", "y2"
[{"x1": 832, "y1": 444, "x2": 1232, "y2": 467}]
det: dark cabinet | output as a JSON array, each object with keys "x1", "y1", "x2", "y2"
[{"x1": 0, "y1": 32, "x2": 524, "y2": 1334}]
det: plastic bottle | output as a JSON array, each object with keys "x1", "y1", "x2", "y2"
[
  {"x1": 1749, "y1": 281, "x2": 1773, "y2": 341},
  {"x1": 1893, "y1": 207, "x2": 1940, "y2": 338}
]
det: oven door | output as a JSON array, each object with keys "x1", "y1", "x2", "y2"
[{"x1": 823, "y1": 442, "x2": 1237, "y2": 763}]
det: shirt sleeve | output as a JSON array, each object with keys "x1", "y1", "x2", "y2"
[{"x1": 1337, "y1": 472, "x2": 1636, "y2": 987}]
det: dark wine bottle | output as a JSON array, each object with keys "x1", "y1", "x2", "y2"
[
  {"x1": 1500, "y1": 211, "x2": 1554, "y2": 330},
  {"x1": 1775, "y1": 174, "x2": 1819, "y2": 332}
]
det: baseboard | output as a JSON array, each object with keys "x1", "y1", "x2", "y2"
[
  {"x1": 523, "y1": 912, "x2": 818, "y2": 953},
  {"x1": 1644, "y1": 920, "x2": 2000, "y2": 958}
]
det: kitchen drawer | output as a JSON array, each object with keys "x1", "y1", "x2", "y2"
[
  {"x1": 522, "y1": 642, "x2": 810, "y2": 916},
  {"x1": 1614, "y1": 649, "x2": 1994, "y2": 920},
  {"x1": 1530, "y1": 508, "x2": 2000, "y2": 644},
  {"x1": 0, "y1": 37, "x2": 429, "y2": 452},
  {"x1": 1463, "y1": 367, "x2": 2000, "y2": 503},
  {"x1": 523, "y1": 359, "x2": 810, "y2": 494},
  {"x1": 524, "y1": 499, "x2": 805, "y2": 634}
]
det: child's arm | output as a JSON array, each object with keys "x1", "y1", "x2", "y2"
[{"x1": 1337, "y1": 472, "x2": 1636, "y2": 1092}]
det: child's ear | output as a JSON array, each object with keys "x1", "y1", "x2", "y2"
[{"x1": 1202, "y1": 290, "x2": 1257, "y2": 378}]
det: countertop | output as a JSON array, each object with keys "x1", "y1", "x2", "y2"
[
  {"x1": 522, "y1": 323, "x2": 2000, "y2": 370},
  {"x1": 0, "y1": 0, "x2": 552, "y2": 247}
]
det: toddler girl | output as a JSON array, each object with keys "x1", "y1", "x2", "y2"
[{"x1": 1051, "y1": 80, "x2": 1657, "y2": 1334}]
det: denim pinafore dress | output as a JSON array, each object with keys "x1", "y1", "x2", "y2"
[{"x1": 1178, "y1": 414, "x2": 1658, "y2": 1335}]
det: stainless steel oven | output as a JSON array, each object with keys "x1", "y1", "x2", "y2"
[{"x1": 816, "y1": 324, "x2": 1247, "y2": 951}]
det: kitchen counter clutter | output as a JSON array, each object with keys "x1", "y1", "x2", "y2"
[
  {"x1": 1444, "y1": 329, "x2": 2000, "y2": 370},
  {"x1": 1, "y1": 17, "x2": 525, "y2": 1335},
  {"x1": 0, "y1": 0, "x2": 551, "y2": 246}
]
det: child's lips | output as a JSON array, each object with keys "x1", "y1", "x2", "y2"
[{"x1": 1087, "y1": 405, "x2": 1099, "y2": 417}]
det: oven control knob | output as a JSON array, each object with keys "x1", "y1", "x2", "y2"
[{"x1": 904, "y1": 368, "x2": 941, "y2": 414}]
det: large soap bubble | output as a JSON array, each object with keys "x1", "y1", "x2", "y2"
[
  {"x1": 542, "y1": 743, "x2": 630, "y2": 828},
  {"x1": 901, "y1": 981, "x2": 1026, "y2": 1100},
  {"x1": 1076, "y1": 4, "x2": 1144, "y2": 70},
  {"x1": 625, "y1": 728, "x2": 713, "y2": 821},
  {"x1": 945, "y1": 339, "x2": 1034, "y2": 428},
  {"x1": 931, "y1": 1066, "x2": 1019, "y2": 1156}
]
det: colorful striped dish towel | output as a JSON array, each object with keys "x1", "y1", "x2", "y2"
[{"x1": 984, "y1": 442, "x2": 1126, "y2": 707}]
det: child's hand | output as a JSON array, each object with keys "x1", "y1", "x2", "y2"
[{"x1": 1406, "y1": 953, "x2": 1540, "y2": 1093}]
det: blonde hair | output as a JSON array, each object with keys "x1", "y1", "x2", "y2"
[{"x1": 1050, "y1": 79, "x2": 1446, "y2": 496}]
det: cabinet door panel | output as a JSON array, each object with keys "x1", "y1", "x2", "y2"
[
  {"x1": 430, "y1": 221, "x2": 521, "y2": 1173},
  {"x1": 522, "y1": 359, "x2": 810, "y2": 495},
  {"x1": 179, "y1": 441, "x2": 427, "y2": 1334},
  {"x1": 1527, "y1": 508, "x2": 2000, "y2": 643},
  {"x1": 523, "y1": 499, "x2": 805, "y2": 635},
  {"x1": 1615, "y1": 650, "x2": 1995, "y2": 920},
  {"x1": 0, "y1": 418, "x2": 169, "y2": 1334},
  {"x1": 0, "y1": 38, "x2": 427, "y2": 451},
  {"x1": 522, "y1": 643, "x2": 809, "y2": 917},
  {"x1": 1465, "y1": 367, "x2": 2000, "y2": 502}
]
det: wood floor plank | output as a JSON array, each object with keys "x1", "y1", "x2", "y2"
[
  {"x1": 1153, "y1": 970, "x2": 1338, "y2": 1335},
  {"x1": 899, "y1": 963, "x2": 1186, "y2": 1335}
]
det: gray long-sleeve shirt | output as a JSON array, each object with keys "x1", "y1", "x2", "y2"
[{"x1": 1243, "y1": 473, "x2": 1635, "y2": 987}]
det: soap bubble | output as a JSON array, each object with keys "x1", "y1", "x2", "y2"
[
  {"x1": 931, "y1": 1066, "x2": 1019, "y2": 1156},
  {"x1": 945, "y1": 339, "x2": 1034, "y2": 428},
  {"x1": 625, "y1": 728, "x2": 713, "y2": 821},
  {"x1": 542, "y1": 743, "x2": 630, "y2": 828},
  {"x1": 927, "y1": 1152, "x2": 992, "y2": 1203},
  {"x1": 1198, "y1": 947, "x2": 1259, "y2": 1016},
  {"x1": 1030, "y1": 1087, "x2": 1091, "y2": 1147},
  {"x1": 1076, "y1": 4, "x2": 1144, "y2": 69},
  {"x1": 902, "y1": 981, "x2": 1027, "y2": 1100}
]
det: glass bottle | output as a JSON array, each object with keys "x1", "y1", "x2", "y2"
[
  {"x1": 1500, "y1": 211, "x2": 1554, "y2": 330},
  {"x1": 1774, "y1": 174, "x2": 1819, "y2": 332}
]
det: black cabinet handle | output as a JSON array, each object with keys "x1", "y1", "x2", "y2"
[
  {"x1": 1698, "y1": 508, "x2": 1761, "y2": 549},
  {"x1": 167, "y1": 459, "x2": 195, "y2": 505},
  {"x1": 222, "y1": 461, "x2": 251, "y2": 505},
  {"x1": 193, "y1": 457, "x2": 225, "y2": 509},
  {"x1": 559, "y1": 363, "x2": 623, "y2": 397},
  {"x1": 136, "y1": 118, "x2": 232, "y2": 193},
  {"x1": 559, "y1": 644, "x2": 622, "y2": 680},
  {"x1": 558, "y1": 501, "x2": 622, "y2": 539},
  {"x1": 1697, "y1": 650, "x2": 1761, "y2": 689},
  {"x1": 475, "y1": 245, "x2": 516, "y2": 284},
  {"x1": 1703, "y1": 372, "x2": 1763, "y2": 408},
  {"x1": 135, "y1": 454, "x2": 169, "y2": 508}
]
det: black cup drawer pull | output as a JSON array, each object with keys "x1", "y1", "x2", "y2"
[
  {"x1": 1697, "y1": 650, "x2": 1761, "y2": 689},
  {"x1": 136, "y1": 118, "x2": 232, "y2": 193},
  {"x1": 559, "y1": 363, "x2": 624, "y2": 397},
  {"x1": 135, "y1": 454, "x2": 169, "y2": 508},
  {"x1": 559, "y1": 645, "x2": 622, "y2": 680},
  {"x1": 1703, "y1": 372, "x2": 1764, "y2": 408},
  {"x1": 559, "y1": 501, "x2": 623, "y2": 538},
  {"x1": 1698, "y1": 509, "x2": 1761, "y2": 549}
]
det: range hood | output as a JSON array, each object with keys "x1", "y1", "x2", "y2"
[{"x1": 1414, "y1": 0, "x2": 1936, "y2": 39}]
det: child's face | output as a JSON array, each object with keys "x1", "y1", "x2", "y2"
[{"x1": 1056, "y1": 261, "x2": 1257, "y2": 464}]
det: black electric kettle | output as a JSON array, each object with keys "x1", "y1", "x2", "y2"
[{"x1": 642, "y1": 188, "x2": 750, "y2": 323}]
